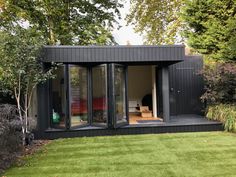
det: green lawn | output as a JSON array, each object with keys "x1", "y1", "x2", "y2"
[{"x1": 4, "y1": 132, "x2": 236, "y2": 177}]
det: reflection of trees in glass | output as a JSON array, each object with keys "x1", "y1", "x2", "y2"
[
  {"x1": 115, "y1": 67, "x2": 122, "y2": 94},
  {"x1": 70, "y1": 67, "x2": 80, "y2": 87},
  {"x1": 70, "y1": 66, "x2": 87, "y2": 100},
  {"x1": 115, "y1": 66, "x2": 126, "y2": 121},
  {"x1": 69, "y1": 66, "x2": 88, "y2": 127}
]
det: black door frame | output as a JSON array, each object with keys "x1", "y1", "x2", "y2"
[
  {"x1": 126, "y1": 65, "x2": 162, "y2": 122},
  {"x1": 45, "y1": 62, "x2": 173, "y2": 131},
  {"x1": 68, "y1": 64, "x2": 90, "y2": 129},
  {"x1": 47, "y1": 63, "x2": 173, "y2": 130},
  {"x1": 90, "y1": 64, "x2": 109, "y2": 128},
  {"x1": 112, "y1": 64, "x2": 129, "y2": 128},
  {"x1": 48, "y1": 63, "x2": 129, "y2": 130}
]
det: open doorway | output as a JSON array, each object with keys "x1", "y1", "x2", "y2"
[{"x1": 128, "y1": 65, "x2": 163, "y2": 124}]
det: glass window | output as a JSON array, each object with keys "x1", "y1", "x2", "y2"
[
  {"x1": 114, "y1": 66, "x2": 127, "y2": 124},
  {"x1": 92, "y1": 65, "x2": 107, "y2": 125},
  {"x1": 69, "y1": 65, "x2": 88, "y2": 128},
  {"x1": 51, "y1": 66, "x2": 66, "y2": 129}
]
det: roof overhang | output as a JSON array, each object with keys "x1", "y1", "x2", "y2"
[{"x1": 42, "y1": 45, "x2": 185, "y2": 63}]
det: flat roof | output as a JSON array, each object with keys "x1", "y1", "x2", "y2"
[{"x1": 42, "y1": 45, "x2": 185, "y2": 63}]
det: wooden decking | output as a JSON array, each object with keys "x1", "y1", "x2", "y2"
[{"x1": 129, "y1": 113, "x2": 163, "y2": 124}]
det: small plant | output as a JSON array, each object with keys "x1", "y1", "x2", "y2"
[{"x1": 206, "y1": 104, "x2": 236, "y2": 132}]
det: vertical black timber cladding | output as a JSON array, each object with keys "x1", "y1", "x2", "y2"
[
  {"x1": 37, "y1": 83, "x2": 46, "y2": 132},
  {"x1": 65, "y1": 65, "x2": 70, "y2": 129},
  {"x1": 43, "y1": 45, "x2": 185, "y2": 63},
  {"x1": 169, "y1": 56, "x2": 204, "y2": 115}
]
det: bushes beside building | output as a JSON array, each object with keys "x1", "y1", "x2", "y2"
[
  {"x1": 0, "y1": 104, "x2": 22, "y2": 174},
  {"x1": 201, "y1": 61, "x2": 236, "y2": 132},
  {"x1": 207, "y1": 104, "x2": 236, "y2": 132}
]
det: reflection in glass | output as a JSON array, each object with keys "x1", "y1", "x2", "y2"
[
  {"x1": 92, "y1": 65, "x2": 107, "y2": 125},
  {"x1": 51, "y1": 66, "x2": 66, "y2": 129},
  {"x1": 69, "y1": 66, "x2": 88, "y2": 128},
  {"x1": 114, "y1": 66, "x2": 127, "y2": 123}
]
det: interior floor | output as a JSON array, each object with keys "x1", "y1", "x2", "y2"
[{"x1": 129, "y1": 113, "x2": 163, "y2": 124}]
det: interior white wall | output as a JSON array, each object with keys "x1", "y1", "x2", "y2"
[
  {"x1": 128, "y1": 65, "x2": 152, "y2": 107},
  {"x1": 152, "y1": 66, "x2": 157, "y2": 117}
]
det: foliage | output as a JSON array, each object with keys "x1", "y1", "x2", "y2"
[
  {"x1": 0, "y1": 104, "x2": 22, "y2": 174},
  {"x1": 207, "y1": 104, "x2": 236, "y2": 132},
  {"x1": 0, "y1": 104, "x2": 22, "y2": 149},
  {"x1": 3, "y1": 132, "x2": 236, "y2": 176},
  {"x1": 200, "y1": 61, "x2": 236, "y2": 104},
  {"x1": 0, "y1": 0, "x2": 122, "y2": 45},
  {"x1": 126, "y1": 0, "x2": 183, "y2": 44},
  {"x1": 182, "y1": 0, "x2": 236, "y2": 61},
  {"x1": 0, "y1": 26, "x2": 56, "y2": 145}
]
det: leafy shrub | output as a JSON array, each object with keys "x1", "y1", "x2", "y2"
[
  {"x1": 206, "y1": 104, "x2": 236, "y2": 132},
  {"x1": 201, "y1": 62, "x2": 236, "y2": 104},
  {"x1": 0, "y1": 104, "x2": 22, "y2": 173}
]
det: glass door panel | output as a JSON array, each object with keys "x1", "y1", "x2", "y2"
[
  {"x1": 92, "y1": 65, "x2": 108, "y2": 126},
  {"x1": 69, "y1": 65, "x2": 88, "y2": 128},
  {"x1": 114, "y1": 65, "x2": 128, "y2": 127},
  {"x1": 51, "y1": 65, "x2": 66, "y2": 129}
]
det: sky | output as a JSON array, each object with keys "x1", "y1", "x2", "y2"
[{"x1": 112, "y1": 1, "x2": 143, "y2": 45}]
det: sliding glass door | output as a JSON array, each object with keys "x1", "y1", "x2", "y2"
[
  {"x1": 92, "y1": 64, "x2": 108, "y2": 126},
  {"x1": 113, "y1": 64, "x2": 128, "y2": 128}
]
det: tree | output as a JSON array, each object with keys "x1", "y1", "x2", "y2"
[
  {"x1": 181, "y1": 0, "x2": 236, "y2": 61},
  {"x1": 126, "y1": 0, "x2": 183, "y2": 44},
  {"x1": 0, "y1": 0, "x2": 122, "y2": 45},
  {"x1": 0, "y1": 26, "x2": 55, "y2": 145}
]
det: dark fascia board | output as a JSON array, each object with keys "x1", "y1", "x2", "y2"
[
  {"x1": 185, "y1": 55, "x2": 203, "y2": 59},
  {"x1": 42, "y1": 45, "x2": 185, "y2": 63}
]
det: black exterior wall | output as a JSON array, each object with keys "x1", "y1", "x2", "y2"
[
  {"x1": 34, "y1": 45, "x2": 219, "y2": 139},
  {"x1": 169, "y1": 56, "x2": 205, "y2": 115}
]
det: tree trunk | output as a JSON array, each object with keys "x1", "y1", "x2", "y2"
[
  {"x1": 14, "y1": 74, "x2": 26, "y2": 146},
  {"x1": 48, "y1": 16, "x2": 56, "y2": 45},
  {"x1": 15, "y1": 92, "x2": 25, "y2": 146}
]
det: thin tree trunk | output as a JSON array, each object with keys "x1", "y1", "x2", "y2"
[
  {"x1": 14, "y1": 88, "x2": 25, "y2": 146},
  {"x1": 48, "y1": 16, "x2": 56, "y2": 45},
  {"x1": 25, "y1": 80, "x2": 29, "y2": 133},
  {"x1": 25, "y1": 92, "x2": 28, "y2": 133},
  {"x1": 26, "y1": 84, "x2": 36, "y2": 133},
  {"x1": 14, "y1": 73, "x2": 26, "y2": 146}
]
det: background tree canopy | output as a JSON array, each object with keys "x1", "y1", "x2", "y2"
[
  {"x1": 0, "y1": 0, "x2": 122, "y2": 45},
  {"x1": 182, "y1": 0, "x2": 236, "y2": 61},
  {"x1": 127, "y1": 0, "x2": 236, "y2": 62},
  {"x1": 127, "y1": 0, "x2": 183, "y2": 45}
]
